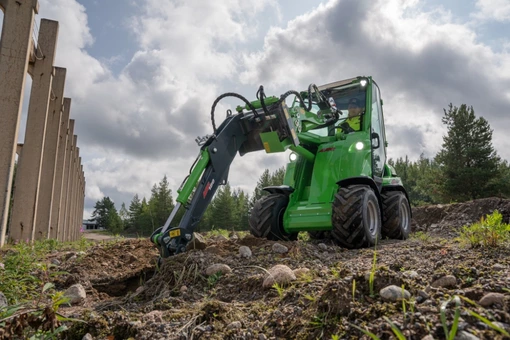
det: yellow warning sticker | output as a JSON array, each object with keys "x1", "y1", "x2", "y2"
[
  {"x1": 263, "y1": 142, "x2": 271, "y2": 153},
  {"x1": 169, "y1": 229, "x2": 181, "y2": 238}
]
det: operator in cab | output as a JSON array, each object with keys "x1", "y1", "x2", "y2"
[{"x1": 336, "y1": 97, "x2": 364, "y2": 134}]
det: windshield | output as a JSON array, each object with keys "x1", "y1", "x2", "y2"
[{"x1": 297, "y1": 82, "x2": 367, "y2": 137}]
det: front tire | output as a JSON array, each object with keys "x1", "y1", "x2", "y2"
[
  {"x1": 381, "y1": 191, "x2": 411, "y2": 239},
  {"x1": 331, "y1": 185, "x2": 381, "y2": 249},
  {"x1": 249, "y1": 194, "x2": 298, "y2": 241},
  {"x1": 308, "y1": 231, "x2": 331, "y2": 240}
]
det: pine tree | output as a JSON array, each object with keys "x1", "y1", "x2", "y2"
[
  {"x1": 119, "y1": 203, "x2": 129, "y2": 230},
  {"x1": 91, "y1": 197, "x2": 115, "y2": 229},
  {"x1": 128, "y1": 194, "x2": 142, "y2": 229},
  {"x1": 435, "y1": 103, "x2": 500, "y2": 202},
  {"x1": 210, "y1": 183, "x2": 235, "y2": 230},
  {"x1": 151, "y1": 175, "x2": 175, "y2": 227}
]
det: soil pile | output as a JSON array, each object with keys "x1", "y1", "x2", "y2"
[
  {"x1": 412, "y1": 197, "x2": 510, "y2": 236},
  {"x1": 41, "y1": 198, "x2": 510, "y2": 339}
]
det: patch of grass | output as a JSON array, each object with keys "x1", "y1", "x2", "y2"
[
  {"x1": 0, "y1": 238, "x2": 89, "y2": 338},
  {"x1": 297, "y1": 232, "x2": 310, "y2": 242},
  {"x1": 272, "y1": 282, "x2": 285, "y2": 299},
  {"x1": 207, "y1": 272, "x2": 223, "y2": 288},
  {"x1": 410, "y1": 231, "x2": 432, "y2": 243},
  {"x1": 457, "y1": 210, "x2": 510, "y2": 248},
  {"x1": 205, "y1": 228, "x2": 230, "y2": 240},
  {"x1": 369, "y1": 245, "x2": 377, "y2": 298}
]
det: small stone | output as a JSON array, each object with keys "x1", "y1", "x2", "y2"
[
  {"x1": 418, "y1": 290, "x2": 430, "y2": 300},
  {"x1": 293, "y1": 267, "x2": 310, "y2": 278},
  {"x1": 258, "y1": 334, "x2": 267, "y2": 340},
  {"x1": 180, "y1": 285, "x2": 188, "y2": 294},
  {"x1": 64, "y1": 284, "x2": 86, "y2": 305},
  {"x1": 431, "y1": 275, "x2": 457, "y2": 288},
  {"x1": 272, "y1": 243, "x2": 288, "y2": 254},
  {"x1": 51, "y1": 259, "x2": 61, "y2": 266},
  {"x1": 455, "y1": 330, "x2": 480, "y2": 340},
  {"x1": 64, "y1": 252, "x2": 76, "y2": 260},
  {"x1": 492, "y1": 263, "x2": 506, "y2": 271},
  {"x1": 82, "y1": 333, "x2": 93, "y2": 340},
  {"x1": 0, "y1": 292, "x2": 8, "y2": 308},
  {"x1": 186, "y1": 232, "x2": 208, "y2": 250},
  {"x1": 227, "y1": 321, "x2": 242, "y2": 330},
  {"x1": 403, "y1": 270, "x2": 419, "y2": 279},
  {"x1": 239, "y1": 246, "x2": 252, "y2": 258},
  {"x1": 205, "y1": 264, "x2": 232, "y2": 276},
  {"x1": 68, "y1": 255, "x2": 77, "y2": 261},
  {"x1": 0, "y1": 263, "x2": 4, "y2": 270},
  {"x1": 135, "y1": 286, "x2": 144, "y2": 294},
  {"x1": 263, "y1": 264, "x2": 296, "y2": 289},
  {"x1": 479, "y1": 292, "x2": 505, "y2": 307},
  {"x1": 317, "y1": 243, "x2": 328, "y2": 251},
  {"x1": 421, "y1": 335, "x2": 434, "y2": 340},
  {"x1": 230, "y1": 233, "x2": 239, "y2": 241},
  {"x1": 380, "y1": 285, "x2": 411, "y2": 302},
  {"x1": 142, "y1": 310, "x2": 164, "y2": 323}
]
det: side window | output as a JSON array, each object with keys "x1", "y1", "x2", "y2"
[{"x1": 371, "y1": 83, "x2": 385, "y2": 178}]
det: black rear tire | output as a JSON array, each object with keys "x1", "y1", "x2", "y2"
[
  {"x1": 381, "y1": 191, "x2": 411, "y2": 239},
  {"x1": 331, "y1": 185, "x2": 381, "y2": 249},
  {"x1": 308, "y1": 231, "x2": 331, "y2": 240},
  {"x1": 249, "y1": 194, "x2": 298, "y2": 241}
]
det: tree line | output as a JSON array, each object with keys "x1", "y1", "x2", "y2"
[
  {"x1": 90, "y1": 167, "x2": 285, "y2": 235},
  {"x1": 91, "y1": 103, "x2": 509, "y2": 234}
]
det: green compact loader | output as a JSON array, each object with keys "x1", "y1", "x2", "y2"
[{"x1": 151, "y1": 76, "x2": 411, "y2": 259}]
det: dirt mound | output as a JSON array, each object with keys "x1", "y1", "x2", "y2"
[
  {"x1": 412, "y1": 197, "x2": 510, "y2": 236},
  {"x1": 35, "y1": 198, "x2": 510, "y2": 339}
]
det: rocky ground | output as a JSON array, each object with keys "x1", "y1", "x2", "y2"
[{"x1": 7, "y1": 198, "x2": 510, "y2": 339}]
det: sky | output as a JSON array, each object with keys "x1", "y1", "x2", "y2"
[{"x1": 1, "y1": 0, "x2": 510, "y2": 220}]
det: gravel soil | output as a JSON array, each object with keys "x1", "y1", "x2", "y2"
[{"x1": 30, "y1": 198, "x2": 510, "y2": 339}]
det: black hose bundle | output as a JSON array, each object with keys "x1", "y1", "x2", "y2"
[{"x1": 210, "y1": 84, "x2": 328, "y2": 134}]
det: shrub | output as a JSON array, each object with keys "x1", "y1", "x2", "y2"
[{"x1": 458, "y1": 210, "x2": 510, "y2": 248}]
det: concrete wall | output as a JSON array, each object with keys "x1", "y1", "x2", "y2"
[{"x1": 0, "y1": 0, "x2": 86, "y2": 246}]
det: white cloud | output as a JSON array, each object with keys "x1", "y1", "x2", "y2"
[
  {"x1": 472, "y1": 0, "x2": 510, "y2": 22},
  {"x1": 31, "y1": 0, "x2": 510, "y2": 220},
  {"x1": 241, "y1": 0, "x2": 510, "y2": 162}
]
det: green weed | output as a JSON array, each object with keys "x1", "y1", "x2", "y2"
[
  {"x1": 458, "y1": 210, "x2": 510, "y2": 248},
  {"x1": 369, "y1": 245, "x2": 377, "y2": 298},
  {"x1": 272, "y1": 282, "x2": 285, "y2": 298}
]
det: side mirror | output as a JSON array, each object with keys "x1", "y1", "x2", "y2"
[{"x1": 371, "y1": 132, "x2": 380, "y2": 149}]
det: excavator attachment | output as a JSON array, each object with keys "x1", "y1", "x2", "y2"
[{"x1": 150, "y1": 84, "x2": 336, "y2": 259}]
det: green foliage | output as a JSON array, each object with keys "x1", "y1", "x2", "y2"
[
  {"x1": 458, "y1": 210, "x2": 510, "y2": 248},
  {"x1": 435, "y1": 103, "x2": 501, "y2": 202},
  {"x1": 209, "y1": 183, "x2": 236, "y2": 230},
  {"x1": 369, "y1": 246, "x2": 377, "y2": 297},
  {"x1": 410, "y1": 231, "x2": 432, "y2": 243},
  {"x1": 272, "y1": 282, "x2": 285, "y2": 298},
  {"x1": 250, "y1": 167, "x2": 286, "y2": 208},
  {"x1": 0, "y1": 239, "x2": 89, "y2": 338}
]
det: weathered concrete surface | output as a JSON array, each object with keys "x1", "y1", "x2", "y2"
[
  {"x1": 35, "y1": 67, "x2": 66, "y2": 240},
  {"x1": 10, "y1": 19, "x2": 59, "y2": 242},
  {"x1": 0, "y1": 0, "x2": 39, "y2": 246},
  {"x1": 49, "y1": 98, "x2": 71, "y2": 239}
]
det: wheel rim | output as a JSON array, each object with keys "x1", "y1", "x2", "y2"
[
  {"x1": 366, "y1": 198, "x2": 379, "y2": 237},
  {"x1": 399, "y1": 200, "x2": 410, "y2": 232}
]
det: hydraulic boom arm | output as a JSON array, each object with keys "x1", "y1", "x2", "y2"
[{"x1": 150, "y1": 85, "x2": 338, "y2": 259}]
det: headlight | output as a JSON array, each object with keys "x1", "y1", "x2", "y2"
[
  {"x1": 355, "y1": 142, "x2": 364, "y2": 150},
  {"x1": 289, "y1": 152, "x2": 298, "y2": 162},
  {"x1": 360, "y1": 79, "x2": 367, "y2": 87}
]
